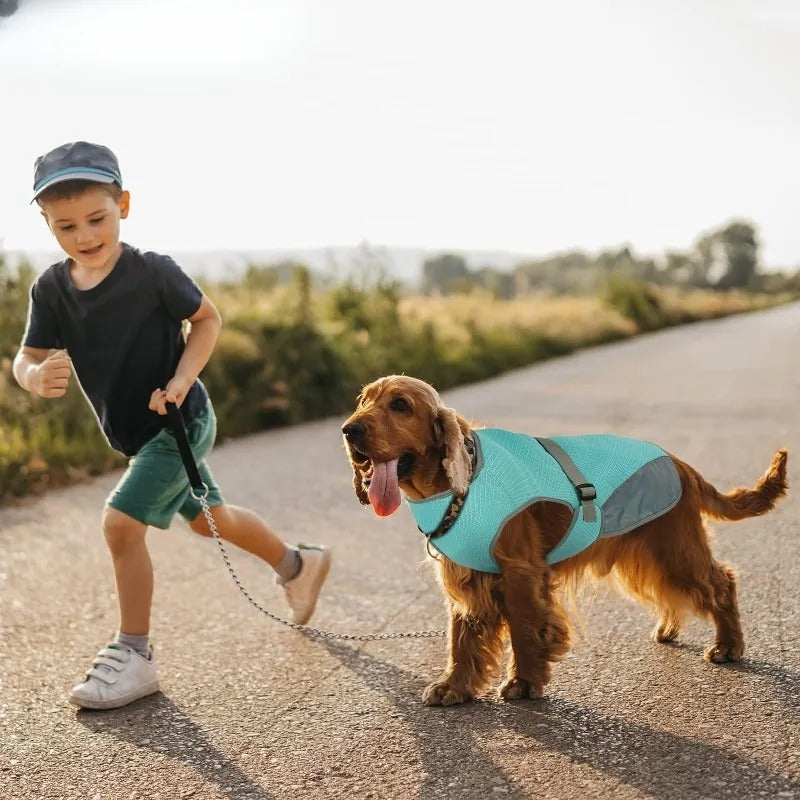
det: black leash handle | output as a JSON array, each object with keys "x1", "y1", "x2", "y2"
[{"x1": 165, "y1": 402, "x2": 206, "y2": 495}]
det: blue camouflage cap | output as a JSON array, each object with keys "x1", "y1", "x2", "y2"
[{"x1": 32, "y1": 141, "x2": 122, "y2": 202}]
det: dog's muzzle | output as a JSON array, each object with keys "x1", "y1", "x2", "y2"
[{"x1": 342, "y1": 421, "x2": 365, "y2": 444}]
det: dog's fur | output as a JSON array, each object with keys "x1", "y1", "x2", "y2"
[{"x1": 342, "y1": 375, "x2": 789, "y2": 706}]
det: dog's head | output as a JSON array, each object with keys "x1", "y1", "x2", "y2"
[{"x1": 341, "y1": 375, "x2": 473, "y2": 517}]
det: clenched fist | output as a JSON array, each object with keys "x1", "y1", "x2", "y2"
[
  {"x1": 148, "y1": 376, "x2": 192, "y2": 415},
  {"x1": 30, "y1": 349, "x2": 72, "y2": 398}
]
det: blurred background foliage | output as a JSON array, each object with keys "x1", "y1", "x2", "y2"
[{"x1": 1, "y1": 218, "x2": 797, "y2": 504}]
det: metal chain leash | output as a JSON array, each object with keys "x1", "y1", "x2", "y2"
[{"x1": 195, "y1": 489, "x2": 446, "y2": 642}]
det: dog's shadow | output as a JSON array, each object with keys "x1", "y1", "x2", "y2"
[
  {"x1": 654, "y1": 638, "x2": 800, "y2": 715},
  {"x1": 311, "y1": 635, "x2": 800, "y2": 799},
  {"x1": 75, "y1": 694, "x2": 275, "y2": 800},
  {"x1": 70, "y1": 636, "x2": 799, "y2": 798}
]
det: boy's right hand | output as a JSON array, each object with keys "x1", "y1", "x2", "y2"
[{"x1": 30, "y1": 349, "x2": 72, "y2": 398}]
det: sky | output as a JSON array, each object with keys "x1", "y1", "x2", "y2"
[{"x1": 0, "y1": 0, "x2": 798, "y2": 269}]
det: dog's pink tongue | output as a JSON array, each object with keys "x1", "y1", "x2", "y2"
[{"x1": 368, "y1": 458, "x2": 401, "y2": 517}]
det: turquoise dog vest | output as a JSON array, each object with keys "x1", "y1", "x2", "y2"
[{"x1": 407, "y1": 428, "x2": 682, "y2": 573}]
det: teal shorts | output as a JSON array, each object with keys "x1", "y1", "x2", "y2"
[{"x1": 106, "y1": 401, "x2": 224, "y2": 529}]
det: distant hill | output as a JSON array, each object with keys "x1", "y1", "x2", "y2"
[{"x1": 2, "y1": 245, "x2": 535, "y2": 289}]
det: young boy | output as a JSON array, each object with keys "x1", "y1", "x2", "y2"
[{"x1": 13, "y1": 141, "x2": 331, "y2": 711}]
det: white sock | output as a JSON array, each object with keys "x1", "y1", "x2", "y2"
[
  {"x1": 275, "y1": 546, "x2": 302, "y2": 583},
  {"x1": 115, "y1": 631, "x2": 150, "y2": 658}
]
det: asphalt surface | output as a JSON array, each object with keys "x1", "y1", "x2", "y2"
[{"x1": 1, "y1": 302, "x2": 798, "y2": 800}]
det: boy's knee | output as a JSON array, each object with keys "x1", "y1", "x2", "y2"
[
  {"x1": 188, "y1": 503, "x2": 227, "y2": 537},
  {"x1": 102, "y1": 507, "x2": 146, "y2": 553}
]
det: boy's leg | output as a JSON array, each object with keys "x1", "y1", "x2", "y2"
[
  {"x1": 103, "y1": 507, "x2": 153, "y2": 634},
  {"x1": 187, "y1": 503, "x2": 330, "y2": 625},
  {"x1": 188, "y1": 503, "x2": 288, "y2": 567},
  {"x1": 69, "y1": 507, "x2": 159, "y2": 709}
]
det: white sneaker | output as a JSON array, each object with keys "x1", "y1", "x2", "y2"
[
  {"x1": 69, "y1": 643, "x2": 160, "y2": 710},
  {"x1": 277, "y1": 544, "x2": 331, "y2": 625}
]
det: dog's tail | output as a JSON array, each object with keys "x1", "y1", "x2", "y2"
[{"x1": 692, "y1": 449, "x2": 788, "y2": 521}]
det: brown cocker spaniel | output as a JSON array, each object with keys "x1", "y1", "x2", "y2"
[{"x1": 341, "y1": 375, "x2": 788, "y2": 706}]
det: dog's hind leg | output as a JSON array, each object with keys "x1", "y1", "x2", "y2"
[
  {"x1": 654, "y1": 560, "x2": 743, "y2": 662},
  {"x1": 619, "y1": 517, "x2": 745, "y2": 663},
  {"x1": 700, "y1": 561, "x2": 744, "y2": 663}
]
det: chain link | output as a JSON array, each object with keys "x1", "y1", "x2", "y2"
[{"x1": 198, "y1": 495, "x2": 446, "y2": 642}]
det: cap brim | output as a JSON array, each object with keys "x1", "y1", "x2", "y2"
[{"x1": 31, "y1": 171, "x2": 118, "y2": 203}]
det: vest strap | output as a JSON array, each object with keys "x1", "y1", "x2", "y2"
[{"x1": 535, "y1": 437, "x2": 598, "y2": 523}]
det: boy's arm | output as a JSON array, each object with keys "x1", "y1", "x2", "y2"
[
  {"x1": 149, "y1": 294, "x2": 222, "y2": 416},
  {"x1": 12, "y1": 347, "x2": 72, "y2": 398}
]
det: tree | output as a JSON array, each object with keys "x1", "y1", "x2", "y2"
[
  {"x1": 715, "y1": 222, "x2": 759, "y2": 289},
  {"x1": 663, "y1": 250, "x2": 706, "y2": 288},
  {"x1": 473, "y1": 266, "x2": 515, "y2": 298},
  {"x1": 513, "y1": 250, "x2": 594, "y2": 295},
  {"x1": 289, "y1": 264, "x2": 312, "y2": 325},
  {"x1": 347, "y1": 241, "x2": 397, "y2": 292},
  {"x1": 693, "y1": 220, "x2": 759, "y2": 290},
  {"x1": 421, "y1": 253, "x2": 469, "y2": 295}
]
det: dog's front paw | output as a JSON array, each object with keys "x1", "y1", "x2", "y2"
[
  {"x1": 500, "y1": 677, "x2": 545, "y2": 701},
  {"x1": 422, "y1": 680, "x2": 474, "y2": 706},
  {"x1": 704, "y1": 641, "x2": 744, "y2": 663}
]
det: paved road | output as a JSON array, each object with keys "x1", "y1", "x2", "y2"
[{"x1": 2, "y1": 303, "x2": 798, "y2": 800}]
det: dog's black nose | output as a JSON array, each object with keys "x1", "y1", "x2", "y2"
[{"x1": 342, "y1": 422, "x2": 366, "y2": 442}]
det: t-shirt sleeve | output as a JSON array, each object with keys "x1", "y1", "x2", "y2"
[
  {"x1": 153, "y1": 253, "x2": 204, "y2": 321},
  {"x1": 21, "y1": 278, "x2": 62, "y2": 349}
]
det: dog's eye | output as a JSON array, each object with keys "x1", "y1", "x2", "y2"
[{"x1": 390, "y1": 397, "x2": 410, "y2": 413}]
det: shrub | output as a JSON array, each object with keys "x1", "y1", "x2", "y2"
[
  {"x1": 602, "y1": 272, "x2": 663, "y2": 331},
  {"x1": 0, "y1": 262, "x2": 790, "y2": 505}
]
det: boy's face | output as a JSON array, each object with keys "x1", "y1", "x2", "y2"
[{"x1": 39, "y1": 185, "x2": 130, "y2": 270}]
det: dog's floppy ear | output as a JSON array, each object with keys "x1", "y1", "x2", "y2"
[
  {"x1": 436, "y1": 405, "x2": 472, "y2": 497},
  {"x1": 350, "y1": 457, "x2": 370, "y2": 506}
]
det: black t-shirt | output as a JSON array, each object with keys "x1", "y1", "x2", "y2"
[{"x1": 22, "y1": 243, "x2": 209, "y2": 456}]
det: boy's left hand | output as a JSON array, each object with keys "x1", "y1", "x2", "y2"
[{"x1": 149, "y1": 378, "x2": 192, "y2": 415}]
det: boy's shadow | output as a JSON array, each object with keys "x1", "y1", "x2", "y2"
[
  {"x1": 75, "y1": 694, "x2": 275, "y2": 800},
  {"x1": 311, "y1": 635, "x2": 800, "y2": 799}
]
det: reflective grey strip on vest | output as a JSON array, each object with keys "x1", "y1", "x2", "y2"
[{"x1": 535, "y1": 437, "x2": 598, "y2": 523}]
